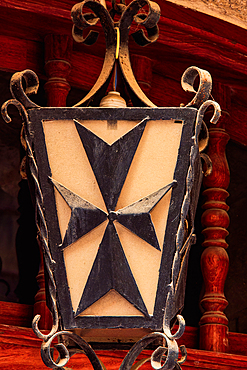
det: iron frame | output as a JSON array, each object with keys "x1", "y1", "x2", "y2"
[
  {"x1": 29, "y1": 106, "x2": 197, "y2": 331},
  {"x1": 1, "y1": 0, "x2": 222, "y2": 367}
]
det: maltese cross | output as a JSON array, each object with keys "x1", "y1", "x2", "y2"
[{"x1": 51, "y1": 118, "x2": 176, "y2": 317}]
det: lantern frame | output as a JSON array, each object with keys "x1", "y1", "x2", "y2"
[
  {"x1": 1, "y1": 0, "x2": 222, "y2": 367},
  {"x1": 27, "y1": 106, "x2": 197, "y2": 331}
]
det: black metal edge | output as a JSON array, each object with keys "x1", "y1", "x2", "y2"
[
  {"x1": 28, "y1": 106, "x2": 197, "y2": 331},
  {"x1": 27, "y1": 114, "x2": 75, "y2": 330},
  {"x1": 28, "y1": 106, "x2": 197, "y2": 121},
  {"x1": 152, "y1": 108, "x2": 198, "y2": 327}
]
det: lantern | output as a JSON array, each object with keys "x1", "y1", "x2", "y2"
[{"x1": 1, "y1": 0, "x2": 221, "y2": 368}]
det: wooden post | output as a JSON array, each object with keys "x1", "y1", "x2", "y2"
[
  {"x1": 33, "y1": 34, "x2": 73, "y2": 330},
  {"x1": 44, "y1": 34, "x2": 72, "y2": 107},
  {"x1": 199, "y1": 83, "x2": 230, "y2": 352}
]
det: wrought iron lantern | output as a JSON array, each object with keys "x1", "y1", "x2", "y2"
[{"x1": 2, "y1": 0, "x2": 221, "y2": 368}]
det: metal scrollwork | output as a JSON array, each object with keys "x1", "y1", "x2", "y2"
[
  {"x1": 195, "y1": 99, "x2": 221, "y2": 134},
  {"x1": 72, "y1": 0, "x2": 160, "y2": 107},
  {"x1": 164, "y1": 98, "x2": 221, "y2": 337},
  {"x1": 1, "y1": 69, "x2": 40, "y2": 125},
  {"x1": 196, "y1": 100, "x2": 221, "y2": 176},
  {"x1": 72, "y1": 0, "x2": 116, "y2": 107},
  {"x1": 118, "y1": 0, "x2": 159, "y2": 107},
  {"x1": 1, "y1": 72, "x2": 59, "y2": 343},
  {"x1": 36, "y1": 325, "x2": 186, "y2": 370},
  {"x1": 9, "y1": 69, "x2": 40, "y2": 109},
  {"x1": 120, "y1": 329, "x2": 186, "y2": 370},
  {"x1": 41, "y1": 331, "x2": 104, "y2": 369},
  {"x1": 130, "y1": 0, "x2": 161, "y2": 46},
  {"x1": 181, "y1": 66, "x2": 212, "y2": 109}
]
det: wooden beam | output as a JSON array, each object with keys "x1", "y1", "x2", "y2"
[
  {"x1": 0, "y1": 302, "x2": 33, "y2": 327},
  {"x1": 1, "y1": 323, "x2": 247, "y2": 369},
  {"x1": 1, "y1": 0, "x2": 247, "y2": 80}
]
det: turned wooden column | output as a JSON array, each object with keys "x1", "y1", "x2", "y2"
[
  {"x1": 33, "y1": 34, "x2": 72, "y2": 330},
  {"x1": 44, "y1": 34, "x2": 72, "y2": 107},
  {"x1": 199, "y1": 83, "x2": 230, "y2": 352}
]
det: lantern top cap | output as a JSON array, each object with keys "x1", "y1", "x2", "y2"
[{"x1": 100, "y1": 91, "x2": 127, "y2": 107}]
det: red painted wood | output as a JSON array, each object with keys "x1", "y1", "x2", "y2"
[
  {"x1": 131, "y1": 55, "x2": 153, "y2": 97},
  {"x1": 0, "y1": 302, "x2": 33, "y2": 327},
  {"x1": 225, "y1": 103, "x2": 247, "y2": 146},
  {"x1": 1, "y1": 29, "x2": 247, "y2": 145},
  {"x1": 229, "y1": 332, "x2": 247, "y2": 356},
  {"x1": 0, "y1": 0, "x2": 247, "y2": 358},
  {"x1": 1, "y1": 0, "x2": 247, "y2": 83},
  {"x1": 1, "y1": 323, "x2": 247, "y2": 354},
  {"x1": 1, "y1": 323, "x2": 247, "y2": 369}
]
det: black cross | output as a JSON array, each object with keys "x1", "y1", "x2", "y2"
[{"x1": 51, "y1": 118, "x2": 176, "y2": 317}]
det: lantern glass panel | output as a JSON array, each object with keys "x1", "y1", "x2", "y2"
[
  {"x1": 24, "y1": 106, "x2": 198, "y2": 331},
  {"x1": 43, "y1": 118, "x2": 183, "y2": 317}
]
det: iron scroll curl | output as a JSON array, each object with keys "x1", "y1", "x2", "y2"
[
  {"x1": 71, "y1": 0, "x2": 160, "y2": 107},
  {"x1": 118, "y1": 0, "x2": 160, "y2": 107},
  {"x1": 1, "y1": 69, "x2": 40, "y2": 119},
  {"x1": 9, "y1": 69, "x2": 40, "y2": 109},
  {"x1": 37, "y1": 327, "x2": 187, "y2": 370},
  {"x1": 1, "y1": 73, "x2": 60, "y2": 344},
  {"x1": 181, "y1": 66, "x2": 212, "y2": 109},
  {"x1": 72, "y1": 0, "x2": 116, "y2": 107}
]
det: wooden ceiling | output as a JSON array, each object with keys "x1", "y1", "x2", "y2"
[{"x1": 1, "y1": 0, "x2": 247, "y2": 145}]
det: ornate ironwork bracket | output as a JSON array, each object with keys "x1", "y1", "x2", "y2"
[
  {"x1": 1, "y1": 64, "x2": 221, "y2": 370},
  {"x1": 0, "y1": 0, "x2": 221, "y2": 365},
  {"x1": 71, "y1": 0, "x2": 160, "y2": 107},
  {"x1": 35, "y1": 326, "x2": 187, "y2": 370}
]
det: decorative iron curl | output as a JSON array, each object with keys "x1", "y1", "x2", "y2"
[
  {"x1": 131, "y1": 0, "x2": 160, "y2": 46},
  {"x1": 9, "y1": 69, "x2": 40, "y2": 109},
  {"x1": 40, "y1": 330, "x2": 104, "y2": 369},
  {"x1": 163, "y1": 97, "x2": 221, "y2": 336},
  {"x1": 71, "y1": 0, "x2": 114, "y2": 45},
  {"x1": 71, "y1": 0, "x2": 160, "y2": 107},
  {"x1": 196, "y1": 100, "x2": 221, "y2": 177},
  {"x1": 38, "y1": 328, "x2": 186, "y2": 370},
  {"x1": 72, "y1": 0, "x2": 116, "y2": 107},
  {"x1": 1, "y1": 99, "x2": 28, "y2": 124},
  {"x1": 195, "y1": 100, "x2": 221, "y2": 136},
  {"x1": 118, "y1": 0, "x2": 160, "y2": 107},
  {"x1": 120, "y1": 331, "x2": 186, "y2": 370},
  {"x1": 181, "y1": 66, "x2": 212, "y2": 109},
  {"x1": 1, "y1": 75, "x2": 59, "y2": 343},
  {"x1": 1, "y1": 70, "x2": 39, "y2": 135},
  {"x1": 71, "y1": 0, "x2": 160, "y2": 46}
]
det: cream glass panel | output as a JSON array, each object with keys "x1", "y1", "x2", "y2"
[
  {"x1": 80, "y1": 290, "x2": 145, "y2": 316},
  {"x1": 80, "y1": 119, "x2": 139, "y2": 145},
  {"x1": 63, "y1": 222, "x2": 107, "y2": 311},
  {"x1": 43, "y1": 120, "x2": 107, "y2": 215},
  {"x1": 115, "y1": 120, "x2": 183, "y2": 314},
  {"x1": 43, "y1": 118, "x2": 183, "y2": 316}
]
